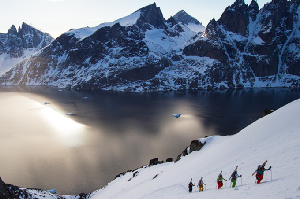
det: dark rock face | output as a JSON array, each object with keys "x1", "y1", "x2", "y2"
[
  {"x1": 175, "y1": 140, "x2": 206, "y2": 162},
  {"x1": 149, "y1": 158, "x2": 165, "y2": 165},
  {"x1": 217, "y1": 0, "x2": 252, "y2": 36},
  {"x1": 263, "y1": 109, "x2": 276, "y2": 116},
  {"x1": 249, "y1": 0, "x2": 260, "y2": 21},
  {"x1": 166, "y1": 17, "x2": 178, "y2": 27},
  {"x1": 136, "y1": 3, "x2": 167, "y2": 31},
  {"x1": 183, "y1": 39, "x2": 228, "y2": 63},
  {"x1": 149, "y1": 158, "x2": 159, "y2": 165}
]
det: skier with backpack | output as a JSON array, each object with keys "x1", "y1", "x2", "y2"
[
  {"x1": 188, "y1": 178, "x2": 195, "y2": 193},
  {"x1": 229, "y1": 166, "x2": 242, "y2": 188},
  {"x1": 197, "y1": 177, "x2": 205, "y2": 192},
  {"x1": 252, "y1": 160, "x2": 272, "y2": 184},
  {"x1": 217, "y1": 171, "x2": 227, "y2": 189}
]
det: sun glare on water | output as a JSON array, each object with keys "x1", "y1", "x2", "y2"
[{"x1": 35, "y1": 102, "x2": 86, "y2": 147}]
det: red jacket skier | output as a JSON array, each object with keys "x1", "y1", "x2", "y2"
[{"x1": 252, "y1": 160, "x2": 272, "y2": 184}]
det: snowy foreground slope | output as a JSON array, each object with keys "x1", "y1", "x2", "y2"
[{"x1": 89, "y1": 99, "x2": 300, "y2": 199}]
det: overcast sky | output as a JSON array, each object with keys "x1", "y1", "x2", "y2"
[{"x1": 0, "y1": 0, "x2": 271, "y2": 38}]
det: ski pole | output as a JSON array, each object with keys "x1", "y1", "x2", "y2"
[
  {"x1": 241, "y1": 176, "x2": 242, "y2": 185},
  {"x1": 270, "y1": 168, "x2": 272, "y2": 181}
]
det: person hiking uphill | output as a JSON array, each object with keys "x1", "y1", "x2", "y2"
[
  {"x1": 229, "y1": 166, "x2": 242, "y2": 188},
  {"x1": 197, "y1": 177, "x2": 205, "y2": 192},
  {"x1": 252, "y1": 160, "x2": 271, "y2": 184},
  {"x1": 188, "y1": 178, "x2": 195, "y2": 193},
  {"x1": 217, "y1": 171, "x2": 227, "y2": 189}
]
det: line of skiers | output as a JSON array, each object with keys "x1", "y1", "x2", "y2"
[{"x1": 188, "y1": 160, "x2": 272, "y2": 192}]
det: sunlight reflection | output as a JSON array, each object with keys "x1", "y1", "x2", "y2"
[
  {"x1": 35, "y1": 102, "x2": 86, "y2": 147},
  {"x1": 160, "y1": 103, "x2": 216, "y2": 137}
]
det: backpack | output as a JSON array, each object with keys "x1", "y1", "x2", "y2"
[
  {"x1": 257, "y1": 165, "x2": 264, "y2": 175},
  {"x1": 231, "y1": 170, "x2": 237, "y2": 180},
  {"x1": 199, "y1": 179, "x2": 203, "y2": 185},
  {"x1": 217, "y1": 174, "x2": 223, "y2": 181}
]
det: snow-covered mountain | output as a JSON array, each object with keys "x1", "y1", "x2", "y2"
[
  {"x1": 1, "y1": 0, "x2": 300, "y2": 91},
  {"x1": 0, "y1": 3, "x2": 198, "y2": 90},
  {"x1": 183, "y1": 0, "x2": 300, "y2": 89},
  {"x1": 1, "y1": 85, "x2": 300, "y2": 198},
  {"x1": 0, "y1": 22, "x2": 54, "y2": 75}
]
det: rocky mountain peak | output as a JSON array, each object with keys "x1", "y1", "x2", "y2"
[
  {"x1": 249, "y1": 0, "x2": 259, "y2": 21},
  {"x1": 136, "y1": 3, "x2": 167, "y2": 30},
  {"x1": 272, "y1": 0, "x2": 287, "y2": 4},
  {"x1": 8, "y1": 25, "x2": 18, "y2": 35},
  {"x1": 18, "y1": 22, "x2": 53, "y2": 48},
  {"x1": 0, "y1": 22, "x2": 54, "y2": 58},
  {"x1": 173, "y1": 10, "x2": 201, "y2": 25},
  {"x1": 204, "y1": 18, "x2": 220, "y2": 40},
  {"x1": 165, "y1": 16, "x2": 178, "y2": 27}
]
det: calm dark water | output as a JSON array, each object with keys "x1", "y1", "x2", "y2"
[{"x1": 0, "y1": 86, "x2": 299, "y2": 195}]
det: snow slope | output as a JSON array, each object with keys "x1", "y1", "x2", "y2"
[
  {"x1": 0, "y1": 49, "x2": 34, "y2": 75},
  {"x1": 89, "y1": 98, "x2": 300, "y2": 199}
]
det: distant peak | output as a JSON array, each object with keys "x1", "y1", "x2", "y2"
[
  {"x1": 177, "y1": 10, "x2": 187, "y2": 14},
  {"x1": 173, "y1": 10, "x2": 201, "y2": 25},
  {"x1": 140, "y1": 2, "x2": 158, "y2": 11},
  {"x1": 8, "y1": 25, "x2": 18, "y2": 35},
  {"x1": 136, "y1": 3, "x2": 166, "y2": 30},
  {"x1": 249, "y1": 0, "x2": 259, "y2": 21},
  {"x1": 250, "y1": 0, "x2": 258, "y2": 6},
  {"x1": 234, "y1": 0, "x2": 246, "y2": 5}
]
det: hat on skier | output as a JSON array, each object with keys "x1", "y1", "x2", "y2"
[{"x1": 263, "y1": 161, "x2": 267, "y2": 166}]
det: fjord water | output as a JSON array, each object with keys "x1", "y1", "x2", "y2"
[{"x1": 0, "y1": 86, "x2": 299, "y2": 195}]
